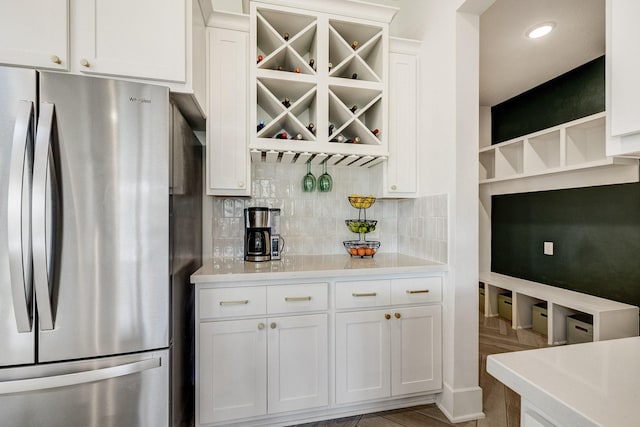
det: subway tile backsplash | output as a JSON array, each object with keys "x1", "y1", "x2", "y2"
[{"x1": 205, "y1": 162, "x2": 447, "y2": 263}]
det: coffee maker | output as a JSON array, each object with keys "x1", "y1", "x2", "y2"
[{"x1": 244, "y1": 207, "x2": 271, "y2": 262}]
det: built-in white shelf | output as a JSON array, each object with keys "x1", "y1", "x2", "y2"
[
  {"x1": 480, "y1": 272, "x2": 639, "y2": 346},
  {"x1": 479, "y1": 112, "x2": 638, "y2": 184}
]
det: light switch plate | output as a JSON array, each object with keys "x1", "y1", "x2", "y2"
[{"x1": 544, "y1": 241, "x2": 554, "y2": 256}]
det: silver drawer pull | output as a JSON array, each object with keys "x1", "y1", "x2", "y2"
[
  {"x1": 352, "y1": 292, "x2": 377, "y2": 297},
  {"x1": 219, "y1": 300, "x2": 249, "y2": 306},
  {"x1": 285, "y1": 296, "x2": 312, "y2": 302},
  {"x1": 406, "y1": 289, "x2": 430, "y2": 294}
]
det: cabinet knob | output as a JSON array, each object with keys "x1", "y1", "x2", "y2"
[
  {"x1": 50, "y1": 55, "x2": 62, "y2": 64},
  {"x1": 270, "y1": 322, "x2": 277, "y2": 329},
  {"x1": 258, "y1": 323, "x2": 265, "y2": 330},
  {"x1": 384, "y1": 313, "x2": 391, "y2": 320},
  {"x1": 394, "y1": 312, "x2": 401, "y2": 319},
  {"x1": 239, "y1": 181, "x2": 245, "y2": 188},
  {"x1": 390, "y1": 185, "x2": 397, "y2": 190},
  {"x1": 80, "y1": 58, "x2": 90, "y2": 68}
]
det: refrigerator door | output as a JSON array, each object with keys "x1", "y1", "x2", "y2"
[
  {"x1": 0, "y1": 349, "x2": 169, "y2": 427},
  {"x1": 36, "y1": 72, "x2": 170, "y2": 362},
  {"x1": 0, "y1": 66, "x2": 37, "y2": 367}
]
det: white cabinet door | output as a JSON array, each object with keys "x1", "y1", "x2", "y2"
[
  {"x1": 606, "y1": 0, "x2": 640, "y2": 156},
  {"x1": 268, "y1": 314, "x2": 328, "y2": 413},
  {"x1": 206, "y1": 26, "x2": 251, "y2": 196},
  {"x1": 73, "y1": 0, "x2": 186, "y2": 82},
  {"x1": 382, "y1": 39, "x2": 420, "y2": 198},
  {"x1": 391, "y1": 305, "x2": 442, "y2": 395},
  {"x1": 335, "y1": 310, "x2": 391, "y2": 403},
  {"x1": 198, "y1": 319, "x2": 267, "y2": 424},
  {"x1": 0, "y1": 0, "x2": 68, "y2": 70}
]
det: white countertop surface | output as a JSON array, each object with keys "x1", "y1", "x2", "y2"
[
  {"x1": 190, "y1": 253, "x2": 446, "y2": 284},
  {"x1": 487, "y1": 336, "x2": 640, "y2": 427}
]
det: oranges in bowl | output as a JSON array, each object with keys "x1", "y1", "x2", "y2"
[{"x1": 343, "y1": 240, "x2": 381, "y2": 258}]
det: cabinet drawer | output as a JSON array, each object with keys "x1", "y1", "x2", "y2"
[
  {"x1": 336, "y1": 280, "x2": 391, "y2": 309},
  {"x1": 267, "y1": 283, "x2": 328, "y2": 314},
  {"x1": 391, "y1": 277, "x2": 442, "y2": 305},
  {"x1": 199, "y1": 287, "x2": 266, "y2": 319}
]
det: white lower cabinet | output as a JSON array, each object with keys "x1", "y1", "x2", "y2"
[
  {"x1": 199, "y1": 318, "x2": 267, "y2": 424},
  {"x1": 199, "y1": 313, "x2": 328, "y2": 424},
  {"x1": 196, "y1": 275, "x2": 443, "y2": 426},
  {"x1": 335, "y1": 305, "x2": 442, "y2": 404}
]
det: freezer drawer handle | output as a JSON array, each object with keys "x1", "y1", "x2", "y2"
[
  {"x1": 7, "y1": 100, "x2": 35, "y2": 333},
  {"x1": 0, "y1": 357, "x2": 160, "y2": 395},
  {"x1": 406, "y1": 289, "x2": 429, "y2": 294},
  {"x1": 32, "y1": 103, "x2": 57, "y2": 330}
]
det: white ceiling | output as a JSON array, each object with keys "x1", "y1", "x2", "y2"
[{"x1": 480, "y1": 0, "x2": 605, "y2": 106}]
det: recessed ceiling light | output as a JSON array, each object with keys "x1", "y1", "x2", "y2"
[{"x1": 526, "y1": 22, "x2": 556, "y2": 39}]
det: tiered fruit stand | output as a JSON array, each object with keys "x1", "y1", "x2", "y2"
[{"x1": 343, "y1": 195, "x2": 380, "y2": 257}]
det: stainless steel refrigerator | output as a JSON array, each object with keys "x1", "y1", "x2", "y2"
[{"x1": 0, "y1": 67, "x2": 202, "y2": 426}]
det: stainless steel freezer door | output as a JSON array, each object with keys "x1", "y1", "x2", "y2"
[
  {"x1": 0, "y1": 349, "x2": 169, "y2": 427},
  {"x1": 37, "y1": 73, "x2": 170, "y2": 362},
  {"x1": 0, "y1": 66, "x2": 37, "y2": 367}
]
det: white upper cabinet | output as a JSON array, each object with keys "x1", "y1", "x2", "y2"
[
  {"x1": 206, "y1": 16, "x2": 251, "y2": 196},
  {"x1": 73, "y1": 0, "x2": 186, "y2": 82},
  {"x1": 380, "y1": 37, "x2": 420, "y2": 198},
  {"x1": 0, "y1": 0, "x2": 69, "y2": 70},
  {"x1": 606, "y1": 0, "x2": 640, "y2": 157}
]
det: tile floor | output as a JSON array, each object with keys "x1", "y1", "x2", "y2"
[{"x1": 294, "y1": 310, "x2": 548, "y2": 427}]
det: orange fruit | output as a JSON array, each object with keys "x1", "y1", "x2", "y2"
[
  {"x1": 349, "y1": 248, "x2": 358, "y2": 256},
  {"x1": 357, "y1": 247, "x2": 366, "y2": 256},
  {"x1": 365, "y1": 248, "x2": 373, "y2": 256}
]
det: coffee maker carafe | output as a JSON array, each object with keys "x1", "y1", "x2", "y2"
[{"x1": 244, "y1": 207, "x2": 271, "y2": 262}]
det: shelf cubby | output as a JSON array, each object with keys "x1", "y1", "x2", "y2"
[
  {"x1": 565, "y1": 116, "x2": 606, "y2": 166},
  {"x1": 479, "y1": 151, "x2": 496, "y2": 180},
  {"x1": 496, "y1": 141, "x2": 524, "y2": 177},
  {"x1": 257, "y1": 8, "x2": 317, "y2": 49},
  {"x1": 524, "y1": 130, "x2": 561, "y2": 173}
]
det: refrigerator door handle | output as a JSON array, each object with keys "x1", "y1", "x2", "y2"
[
  {"x1": 32, "y1": 102, "x2": 57, "y2": 330},
  {"x1": 0, "y1": 357, "x2": 161, "y2": 395},
  {"x1": 7, "y1": 100, "x2": 35, "y2": 333}
]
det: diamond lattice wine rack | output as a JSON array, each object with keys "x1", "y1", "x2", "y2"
[{"x1": 250, "y1": 2, "x2": 391, "y2": 168}]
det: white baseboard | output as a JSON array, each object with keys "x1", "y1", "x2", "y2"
[{"x1": 436, "y1": 382, "x2": 485, "y2": 423}]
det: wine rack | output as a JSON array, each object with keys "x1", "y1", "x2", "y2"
[{"x1": 250, "y1": 2, "x2": 392, "y2": 167}]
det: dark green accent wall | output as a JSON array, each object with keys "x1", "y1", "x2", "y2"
[
  {"x1": 491, "y1": 182, "x2": 640, "y2": 306},
  {"x1": 491, "y1": 56, "x2": 605, "y2": 144}
]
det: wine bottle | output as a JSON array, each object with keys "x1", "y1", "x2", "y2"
[
  {"x1": 351, "y1": 73, "x2": 358, "y2": 79},
  {"x1": 328, "y1": 123, "x2": 335, "y2": 136},
  {"x1": 282, "y1": 97, "x2": 291, "y2": 108},
  {"x1": 257, "y1": 120, "x2": 265, "y2": 132},
  {"x1": 330, "y1": 135, "x2": 345, "y2": 143},
  {"x1": 275, "y1": 131, "x2": 288, "y2": 139},
  {"x1": 307, "y1": 123, "x2": 315, "y2": 134},
  {"x1": 290, "y1": 133, "x2": 303, "y2": 140},
  {"x1": 294, "y1": 67, "x2": 301, "y2": 73},
  {"x1": 345, "y1": 136, "x2": 361, "y2": 144},
  {"x1": 328, "y1": 62, "x2": 333, "y2": 72},
  {"x1": 257, "y1": 55, "x2": 263, "y2": 64},
  {"x1": 351, "y1": 40, "x2": 359, "y2": 50},
  {"x1": 309, "y1": 58, "x2": 315, "y2": 69},
  {"x1": 371, "y1": 128, "x2": 379, "y2": 136},
  {"x1": 283, "y1": 32, "x2": 290, "y2": 41},
  {"x1": 350, "y1": 105, "x2": 358, "y2": 113}
]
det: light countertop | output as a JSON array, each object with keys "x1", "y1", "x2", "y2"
[
  {"x1": 190, "y1": 253, "x2": 446, "y2": 284},
  {"x1": 487, "y1": 336, "x2": 640, "y2": 427}
]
